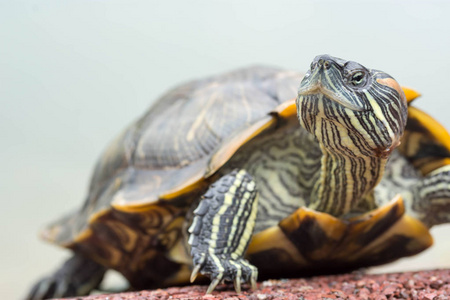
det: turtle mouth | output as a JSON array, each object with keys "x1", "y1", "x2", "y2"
[
  {"x1": 299, "y1": 83, "x2": 366, "y2": 112},
  {"x1": 298, "y1": 63, "x2": 367, "y2": 112}
]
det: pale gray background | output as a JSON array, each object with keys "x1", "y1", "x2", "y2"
[{"x1": 1, "y1": 0, "x2": 449, "y2": 299}]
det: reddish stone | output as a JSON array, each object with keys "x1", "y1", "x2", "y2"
[
  {"x1": 56, "y1": 269, "x2": 450, "y2": 300},
  {"x1": 381, "y1": 282, "x2": 402, "y2": 296},
  {"x1": 430, "y1": 279, "x2": 445, "y2": 289},
  {"x1": 329, "y1": 289, "x2": 346, "y2": 298},
  {"x1": 423, "y1": 292, "x2": 437, "y2": 300},
  {"x1": 357, "y1": 287, "x2": 371, "y2": 298}
]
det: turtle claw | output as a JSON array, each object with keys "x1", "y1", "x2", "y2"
[
  {"x1": 250, "y1": 273, "x2": 257, "y2": 291},
  {"x1": 206, "y1": 277, "x2": 222, "y2": 294},
  {"x1": 250, "y1": 268, "x2": 257, "y2": 290},
  {"x1": 234, "y1": 276, "x2": 241, "y2": 293},
  {"x1": 190, "y1": 264, "x2": 201, "y2": 283}
]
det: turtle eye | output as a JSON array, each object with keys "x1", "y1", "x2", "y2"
[{"x1": 350, "y1": 72, "x2": 365, "y2": 86}]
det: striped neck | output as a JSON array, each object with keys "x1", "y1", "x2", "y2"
[
  {"x1": 296, "y1": 55, "x2": 409, "y2": 216},
  {"x1": 309, "y1": 119, "x2": 387, "y2": 216}
]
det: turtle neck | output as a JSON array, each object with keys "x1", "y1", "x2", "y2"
[{"x1": 307, "y1": 117, "x2": 387, "y2": 216}]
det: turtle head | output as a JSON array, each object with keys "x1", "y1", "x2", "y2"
[{"x1": 296, "y1": 54, "x2": 408, "y2": 158}]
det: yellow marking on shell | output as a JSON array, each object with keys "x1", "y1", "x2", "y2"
[
  {"x1": 350, "y1": 194, "x2": 404, "y2": 222},
  {"x1": 348, "y1": 212, "x2": 433, "y2": 262},
  {"x1": 69, "y1": 228, "x2": 93, "y2": 247},
  {"x1": 279, "y1": 206, "x2": 348, "y2": 261},
  {"x1": 104, "y1": 220, "x2": 139, "y2": 252},
  {"x1": 207, "y1": 116, "x2": 276, "y2": 177},
  {"x1": 401, "y1": 87, "x2": 421, "y2": 103},
  {"x1": 401, "y1": 106, "x2": 450, "y2": 175},
  {"x1": 98, "y1": 247, "x2": 123, "y2": 267},
  {"x1": 420, "y1": 158, "x2": 450, "y2": 175},
  {"x1": 247, "y1": 226, "x2": 309, "y2": 265},
  {"x1": 273, "y1": 98, "x2": 297, "y2": 119},
  {"x1": 331, "y1": 196, "x2": 407, "y2": 258},
  {"x1": 250, "y1": 197, "x2": 432, "y2": 267},
  {"x1": 70, "y1": 208, "x2": 111, "y2": 245},
  {"x1": 88, "y1": 208, "x2": 110, "y2": 222},
  {"x1": 112, "y1": 173, "x2": 207, "y2": 212},
  {"x1": 409, "y1": 107, "x2": 450, "y2": 151},
  {"x1": 159, "y1": 171, "x2": 206, "y2": 201}
]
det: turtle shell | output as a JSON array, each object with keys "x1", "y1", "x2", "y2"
[
  {"x1": 41, "y1": 66, "x2": 302, "y2": 261},
  {"x1": 40, "y1": 67, "x2": 450, "y2": 289}
]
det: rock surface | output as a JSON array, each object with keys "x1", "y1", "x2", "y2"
[{"x1": 59, "y1": 269, "x2": 450, "y2": 300}]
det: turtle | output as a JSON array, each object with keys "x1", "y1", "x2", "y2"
[{"x1": 27, "y1": 55, "x2": 450, "y2": 299}]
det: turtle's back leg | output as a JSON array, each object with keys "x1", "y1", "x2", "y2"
[
  {"x1": 412, "y1": 165, "x2": 450, "y2": 227},
  {"x1": 26, "y1": 254, "x2": 106, "y2": 300},
  {"x1": 188, "y1": 169, "x2": 258, "y2": 294}
]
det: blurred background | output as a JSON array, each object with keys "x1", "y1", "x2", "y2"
[{"x1": 1, "y1": 0, "x2": 449, "y2": 299}]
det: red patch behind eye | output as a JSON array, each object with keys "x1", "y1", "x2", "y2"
[{"x1": 376, "y1": 78, "x2": 407, "y2": 105}]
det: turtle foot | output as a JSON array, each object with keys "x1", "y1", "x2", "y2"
[
  {"x1": 27, "y1": 274, "x2": 76, "y2": 300},
  {"x1": 26, "y1": 254, "x2": 106, "y2": 300},
  {"x1": 191, "y1": 254, "x2": 257, "y2": 294},
  {"x1": 414, "y1": 165, "x2": 450, "y2": 227}
]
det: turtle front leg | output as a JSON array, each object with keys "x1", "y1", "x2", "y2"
[
  {"x1": 26, "y1": 254, "x2": 106, "y2": 300},
  {"x1": 188, "y1": 169, "x2": 258, "y2": 294},
  {"x1": 412, "y1": 165, "x2": 450, "y2": 227}
]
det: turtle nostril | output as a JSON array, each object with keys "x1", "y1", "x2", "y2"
[{"x1": 317, "y1": 59, "x2": 331, "y2": 69}]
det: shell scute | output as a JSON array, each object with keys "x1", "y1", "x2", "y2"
[{"x1": 246, "y1": 196, "x2": 432, "y2": 279}]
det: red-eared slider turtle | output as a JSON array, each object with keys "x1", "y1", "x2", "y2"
[{"x1": 28, "y1": 55, "x2": 450, "y2": 299}]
